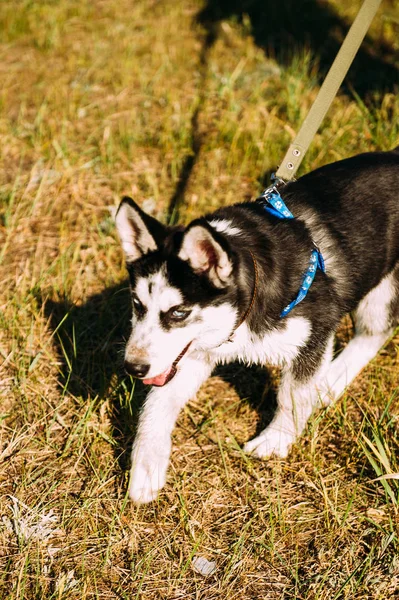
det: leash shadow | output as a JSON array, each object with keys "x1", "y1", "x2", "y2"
[
  {"x1": 167, "y1": 19, "x2": 218, "y2": 223},
  {"x1": 197, "y1": 0, "x2": 398, "y2": 98}
]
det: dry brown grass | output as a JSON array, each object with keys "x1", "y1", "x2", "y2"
[{"x1": 1, "y1": 0, "x2": 399, "y2": 597}]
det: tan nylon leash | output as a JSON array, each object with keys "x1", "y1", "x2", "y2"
[{"x1": 275, "y1": 0, "x2": 383, "y2": 182}]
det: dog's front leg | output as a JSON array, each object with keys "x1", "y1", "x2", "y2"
[
  {"x1": 245, "y1": 336, "x2": 334, "y2": 459},
  {"x1": 129, "y1": 355, "x2": 213, "y2": 504}
]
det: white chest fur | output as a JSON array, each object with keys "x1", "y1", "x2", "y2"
[{"x1": 205, "y1": 316, "x2": 311, "y2": 368}]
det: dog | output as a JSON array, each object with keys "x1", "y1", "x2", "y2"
[{"x1": 115, "y1": 147, "x2": 399, "y2": 503}]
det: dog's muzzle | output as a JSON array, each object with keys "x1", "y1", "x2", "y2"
[{"x1": 140, "y1": 341, "x2": 192, "y2": 387}]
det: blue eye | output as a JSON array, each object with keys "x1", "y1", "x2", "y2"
[{"x1": 170, "y1": 308, "x2": 191, "y2": 320}]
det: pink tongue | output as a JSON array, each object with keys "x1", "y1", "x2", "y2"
[{"x1": 143, "y1": 366, "x2": 173, "y2": 387}]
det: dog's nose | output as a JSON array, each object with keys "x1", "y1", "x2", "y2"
[{"x1": 124, "y1": 361, "x2": 150, "y2": 378}]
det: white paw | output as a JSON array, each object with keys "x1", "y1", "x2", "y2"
[
  {"x1": 129, "y1": 451, "x2": 168, "y2": 504},
  {"x1": 244, "y1": 427, "x2": 294, "y2": 459}
]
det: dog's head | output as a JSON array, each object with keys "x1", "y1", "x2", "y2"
[{"x1": 115, "y1": 197, "x2": 239, "y2": 386}]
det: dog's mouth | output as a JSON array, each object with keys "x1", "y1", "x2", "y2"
[{"x1": 142, "y1": 342, "x2": 192, "y2": 387}]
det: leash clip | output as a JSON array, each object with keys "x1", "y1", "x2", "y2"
[
  {"x1": 271, "y1": 173, "x2": 288, "y2": 188},
  {"x1": 257, "y1": 173, "x2": 287, "y2": 203},
  {"x1": 257, "y1": 184, "x2": 294, "y2": 220}
]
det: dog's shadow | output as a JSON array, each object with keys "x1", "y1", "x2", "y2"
[
  {"x1": 43, "y1": 283, "x2": 141, "y2": 470},
  {"x1": 43, "y1": 283, "x2": 277, "y2": 469},
  {"x1": 197, "y1": 0, "x2": 398, "y2": 97},
  {"x1": 215, "y1": 362, "x2": 277, "y2": 435}
]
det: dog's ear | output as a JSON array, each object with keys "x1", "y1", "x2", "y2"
[
  {"x1": 115, "y1": 197, "x2": 166, "y2": 262},
  {"x1": 178, "y1": 222, "x2": 233, "y2": 288}
]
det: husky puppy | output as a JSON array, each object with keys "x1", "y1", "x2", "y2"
[{"x1": 115, "y1": 148, "x2": 399, "y2": 503}]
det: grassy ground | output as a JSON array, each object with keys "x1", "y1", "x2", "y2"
[{"x1": 1, "y1": 0, "x2": 399, "y2": 597}]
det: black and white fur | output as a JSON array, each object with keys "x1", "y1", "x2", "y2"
[{"x1": 115, "y1": 148, "x2": 399, "y2": 503}]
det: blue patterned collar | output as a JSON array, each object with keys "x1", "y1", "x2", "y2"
[{"x1": 257, "y1": 185, "x2": 326, "y2": 318}]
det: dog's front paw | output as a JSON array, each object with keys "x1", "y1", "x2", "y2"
[
  {"x1": 129, "y1": 450, "x2": 168, "y2": 504},
  {"x1": 244, "y1": 428, "x2": 294, "y2": 459}
]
